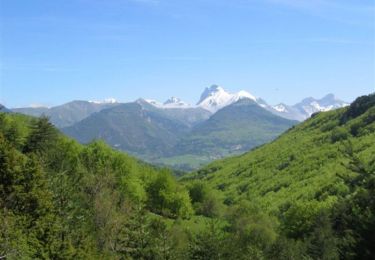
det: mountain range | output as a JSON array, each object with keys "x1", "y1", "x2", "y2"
[{"x1": 10, "y1": 85, "x2": 349, "y2": 170}]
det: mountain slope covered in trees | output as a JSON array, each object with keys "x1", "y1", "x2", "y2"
[
  {"x1": 0, "y1": 113, "x2": 194, "y2": 259},
  {"x1": 183, "y1": 93, "x2": 375, "y2": 259},
  {"x1": 185, "y1": 94, "x2": 375, "y2": 209}
]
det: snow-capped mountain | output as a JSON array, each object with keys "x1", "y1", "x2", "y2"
[
  {"x1": 89, "y1": 98, "x2": 118, "y2": 104},
  {"x1": 163, "y1": 97, "x2": 191, "y2": 108},
  {"x1": 143, "y1": 99, "x2": 164, "y2": 108},
  {"x1": 293, "y1": 94, "x2": 349, "y2": 118},
  {"x1": 142, "y1": 97, "x2": 192, "y2": 109},
  {"x1": 196, "y1": 85, "x2": 257, "y2": 113},
  {"x1": 273, "y1": 103, "x2": 289, "y2": 113},
  {"x1": 140, "y1": 86, "x2": 348, "y2": 120},
  {"x1": 265, "y1": 94, "x2": 349, "y2": 121}
]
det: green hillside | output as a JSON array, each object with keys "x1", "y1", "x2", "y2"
[
  {"x1": 181, "y1": 94, "x2": 375, "y2": 259},
  {"x1": 185, "y1": 94, "x2": 375, "y2": 211}
]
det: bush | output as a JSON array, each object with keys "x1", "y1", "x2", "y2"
[{"x1": 331, "y1": 127, "x2": 349, "y2": 143}]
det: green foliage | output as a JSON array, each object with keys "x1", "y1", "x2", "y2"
[
  {"x1": 182, "y1": 94, "x2": 375, "y2": 258},
  {"x1": 330, "y1": 126, "x2": 349, "y2": 143},
  {"x1": 188, "y1": 219, "x2": 227, "y2": 260},
  {"x1": 147, "y1": 170, "x2": 193, "y2": 219},
  {"x1": 341, "y1": 93, "x2": 375, "y2": 123},
  {"x1": 24, "y1": 116, "x2": 58, "y2": 154},
  {"x1": 188, "y1": 181, "x2": 224, "y2": 217},
  {"x1": 0, "y1": 112, "x2": 193, "y2": 258}
]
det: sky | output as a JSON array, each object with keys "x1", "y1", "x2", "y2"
[{"x1": 0, "y1": 0, "x2": 374, "y2": 108}]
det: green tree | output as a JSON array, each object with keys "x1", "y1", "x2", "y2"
[
  {"x1": 24, "y1": 116, "x2": 58, "y2": 154},
  {"x1": 147, "y1": 171, "x2": 193, "y2": 218},
  {"x1": 188, "y1": 219, "x2": 227, "y2": 260}
]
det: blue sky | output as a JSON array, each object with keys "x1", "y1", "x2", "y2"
[{"x1": 1, "y1": 0, "x2": 374, "y2": 108}]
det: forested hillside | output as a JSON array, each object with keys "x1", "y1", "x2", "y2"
[
  {"x1": 1, "y1": 93, "x2": 374, "y2": 259},
  {"x1": 0, "y1": 113, "x2": 194, "y2": 259},
  {"x1": 183, "y1": 94, "x2": 375, "y2": 259}
]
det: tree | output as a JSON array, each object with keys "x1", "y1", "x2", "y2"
[
  {"x1": 226, "y1": 201, "x2": 277, "y2": 259},
  {"x1": 24, "y1": 116, "x2": 58, "y2": 154},
  {"x1": 147, "y1": 171, "x2": 193, "y2": 218},
  {"x1": 188, "y1": 219, "x2": 227, "y2": 260}
]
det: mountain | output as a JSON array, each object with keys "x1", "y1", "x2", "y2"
[
  {"x1": 62, "y1": 97, "x2": 296, "y2": 170},
  {"x1": 163, "y1": 97, "x2": 191, "y2": 108},
  {"x1": 142, "y1": 97, "x2": 192, "y2": 109},
  {"x1": 294, "y1": 93, "x2": 349, "y2": 117},
  {"x1": 269, "y1": 94, "x2": 349, "y2": 121},
  {"x1": 12, "y1": 100, "x2": 119, "y2": 128},
  {"x1": 11, "y1": 86, "x2": 348, "y2": 125},
  {"x1": 11, "y1": 86, "x2": 349, "y2": 170},
  {"x1": 195, "y1": 86, "x2": 348, "y2": 121},
  {"x1": 0, "y1": 104, "x2": 11, "y2": 113},
  {"x1": 62, "y1": 102, "x2": 192, "y2": 159},
  {"x1": 196, "y1": 85, "x2": 257, "y2": 113},
  {"x1": 136, "y1": 99, "x2": 211, "y2": 127},
  {"x1": 184, "y1": 93, "x2": 375, "y2": 211},
  {"x1": 164, "y1": 99, "x2": 297, "y2": 168}
]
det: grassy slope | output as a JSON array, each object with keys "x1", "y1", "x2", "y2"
[{"x1": 183, "y1": 101, "x2": 375, "y2": 212}]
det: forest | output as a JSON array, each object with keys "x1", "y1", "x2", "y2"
[{"x1": 0, "y1": 94, "x2": 374, "y2": 259}]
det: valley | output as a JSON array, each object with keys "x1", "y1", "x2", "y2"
[{"x1": 11, "y1": 85, "x2": 348, "y2": 171}]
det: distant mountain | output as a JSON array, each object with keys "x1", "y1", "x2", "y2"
[
  {"x1": 13, "y1": 100, "x2": 119, "y2": 128},
  {"x1": 269, "y1": 94, "x2": 349, "y2": 121},
  {"x1": 194, "y1": 86, "x2": 348, "y2": 121},
  {"x1": 136, "y1": 99, "x2": 211, "y2": 127},
  {"x1": 165, "y1": 99, "x2": 297, "y2": 167},
  {"x1": 12, "y1": 85, "x2": 349, "y2": 170},
  {"x1": 142, "y1": 97, "x2": 192, "y2": 109},
  {"x1": 196, "y1": 85, "x2": 257, "y2": 113},
  {"x1": 62, "y1": 97, "x2": 296, "y2": 170},
  {"x1": 0, "y1": 104, "x2": 11, "y2": 113},
  {"x1": 62, "y1": 102, "x2": 191, "y2": 159},
  {"x1": 163, "y1": 97, "x2": 191, "y2": 108},
  {"x1": 294, "y1": 94, "x2": 349, "y2": 117}
]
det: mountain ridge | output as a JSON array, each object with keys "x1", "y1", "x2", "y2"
[{"x1": 11, "y1": 85, "x2": 348, "y2": 122}]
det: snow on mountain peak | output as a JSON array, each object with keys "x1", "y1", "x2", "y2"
[
  {"x1": 147, "y1": 99, "x2": 163, "y2": 106},
  {"x1": 197, "y1": 85, "x2": 257, "y2": 113},
  {"x1": 164, "y1": 97, "x2": 181, "y2": 105},
  {"x1": 163, "y1": 97, "x2": 191, "y2": 108},
  {"x1": 273, "y1": 104, "x2": 288, "y2": 113},
  {"x1": 89, "y1": 98, "x2": 118, "y2": 104},
  {"x1": 294, "y1": 94, "x2": 349, "y2": 118},
  {"x1": 140, "y1": 97, "x2": 191, "y2": 109},
  {"x1": 234, "y1": 90, "x2": 257, "y2": 102}
]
